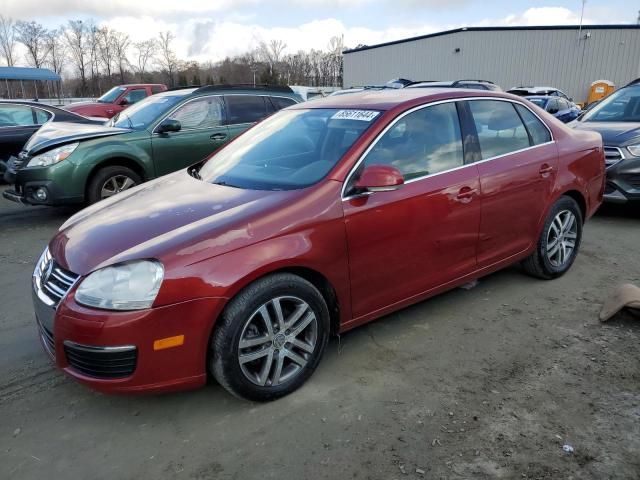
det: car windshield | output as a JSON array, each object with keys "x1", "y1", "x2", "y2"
[
  {"x1": 98, "y1": 86, "x2": 126, "y2": 103},
  {"x1": 108, "y1": 92, "x2": 189, "y2": 130},
  {"x1": 527, "y1": 98, "x2": 548, "y2": 108},
  {"x1": 581, "y1": 86, "x2": 640, "y2": 122},
  {"x1": 198, "y1": 108, "x2": 382, "y2": 190}
]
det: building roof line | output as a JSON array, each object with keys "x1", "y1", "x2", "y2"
[{"x1": 343, "y1": 24, "x2": 640, "y2": 54}]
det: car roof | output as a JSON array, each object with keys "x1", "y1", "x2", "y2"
[
  {"x1": 291, "y1": 88, "x2": 512, "y2": 111},
  {"x1": 0, "y1": 100, "x2": 67, "y2": 111},
  {"x1": 509, "y1": 86, "x2": 559, "y2": 92},
  {"x1": 525, "y1": 95, "x2": 553, "y2": 100}
]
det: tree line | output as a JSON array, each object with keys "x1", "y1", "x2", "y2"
[{"x1": 0, "y1": 15, "x2": 345, "y2": 98}]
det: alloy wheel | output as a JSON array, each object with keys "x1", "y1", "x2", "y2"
[
  {"x1": 238, "y1": 296, "x2": 318, "y2": 387},
  {"x1": 546, "y1": 209, "x2": 578, "y2": 267},
  {"x1": 101, "y1": 175, "x2": 137, "y2": 199}
]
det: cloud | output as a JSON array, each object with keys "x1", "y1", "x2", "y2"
[{"x1": 0, "y1": 0, "x2": 260, "y2": 19}]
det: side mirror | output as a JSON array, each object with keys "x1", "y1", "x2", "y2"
[
  {"x1": 354, "y1": 165, "x2": 404, "y2": 193},
  {"x1": 156, "y1": 118, "x2": 182, "y2": 134}
]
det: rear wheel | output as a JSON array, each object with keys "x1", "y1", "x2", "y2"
[
  {"x1": 87, "y1": 165, "x2": 141, "y2": 204},
  {"x1": 522, "y1": 196, "x2": 583, "y2": 279},
  {"x1": 210, "y1": 273, "x2": 330, "y2": 401}
]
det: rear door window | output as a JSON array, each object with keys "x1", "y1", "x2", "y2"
[
  {"x1": 514, "y1": 104, "x2": 551, "y2": 145},
  {"x1": 363, "y1": 102, "x2": 464, "y2": 180},
  {"x1": 468, "y1": 100, "x2": 530, "y2": 159},
  {"x1": 224, "y1": 95, "x2": 268, "y2": 124}
]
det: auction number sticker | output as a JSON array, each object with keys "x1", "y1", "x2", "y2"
[{"x1": 331, "y1": 110, "x2": 380, "y2": 121}]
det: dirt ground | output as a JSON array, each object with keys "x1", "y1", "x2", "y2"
[{"x1": 0, "y1": 188, "x2": 638, "y2": 480}]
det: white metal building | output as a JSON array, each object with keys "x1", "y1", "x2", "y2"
[{"x1": 343, "y1": 25, "x2": 640, "y2": 103}]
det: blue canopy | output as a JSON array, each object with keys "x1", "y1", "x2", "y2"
[{"x1": 0, "y1": 67, "x2": 61, "y2": 81}]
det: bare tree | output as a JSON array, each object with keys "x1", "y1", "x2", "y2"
[
  {"x1": 133, "y1": 39, "x2": 157, "y2": 81},
  {"x1": 86, "y1": 21, "x2": 102, "y2": 94},
  {"x1": 258, "y1": 39, "x2": 286, "y2": 77},
  {"x1": 112, "y1": 31, "x2": 130, "y2": 84},
  {"x1": 46, "y1": 29, "x2": 66, "y2": 74},
  {"x1": 15, "y1": 20, "x2": 50, "y2": 68},
  {"x1": 96, "y1": 27, "x2": 116, "y2": 80},
  {"x1": 0, "y1": 15, "x2": 17, "y2": 67},
  {"x1": 64, "y1": 20, "x2": 89, "y2": 95},
  {"x1": 157, "y1": 31, "x2": 179, "y2": 87}
]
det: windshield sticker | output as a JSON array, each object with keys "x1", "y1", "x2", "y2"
[{"x1": 331, "y1": 110, "x2": 380, "y2": 122}]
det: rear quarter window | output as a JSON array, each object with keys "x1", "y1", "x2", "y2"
[
  {"x1": 271, "y1": 96, "x2": 297, "y2": 110},
  {"x1": 515, "y1": 104, "x2": 551, "y2": 145}
]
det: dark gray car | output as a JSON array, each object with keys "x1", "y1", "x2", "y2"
[{"x1": 570, "y1": 79, "x2": 640, "y2": 203}]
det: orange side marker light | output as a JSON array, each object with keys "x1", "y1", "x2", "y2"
[{"x1": 153, "y1": 335, "x2": 185, "y2": 351}]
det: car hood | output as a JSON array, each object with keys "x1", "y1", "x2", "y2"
[
  {"x1": 24, "y1": 122, "x2": 132, "y2": 155},
  {"x1": 49, "y1": 171, "x2": 302, "y2": 276},
  {"x1": 571, "y1": 121, "x2": 640, "y2": 146}
]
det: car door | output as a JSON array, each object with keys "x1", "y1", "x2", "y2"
[
  {"x1": 342, "y1": 101, "x2": 481, "y2": 319},
  {"x1": 466, "y1": 99, "x2": 557, "y2": 267},
  {"x1": 224, "y1": 95, "x2": 270, "y2": 141},
  {"x1": 0, "y1": 104, "x2": 41, "y2": 160},
  {"x1": 151, "y1": 95, "x2": 229, "y2": 177}
]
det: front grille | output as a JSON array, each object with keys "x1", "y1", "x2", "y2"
[
  {"x1": 35, "y1": 249, "x2": 79, "y2": 307},
  {"x1": 64, "y1": 342, "x2": 137, "y2": 379},
  {"x1": 604, "y1": 146, "x2": 624, "y2": 167}
]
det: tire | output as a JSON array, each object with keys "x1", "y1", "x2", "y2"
[
  {"x1": 86, "y1": 165, "x2": 142, "y2": 204},
  {"x1": 211, "y1": 273, "x2": 330, "y2": 402},
  {"x1": 522, "y1": 195, "x2": 583, "y2": 279}
]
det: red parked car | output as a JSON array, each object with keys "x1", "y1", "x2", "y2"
[
  {"x1": 64, "y1": 84, "x2": 167, "y2": 119},
  {"x1": 34, "y1": 89, "x2": 604, "y2": 400}
]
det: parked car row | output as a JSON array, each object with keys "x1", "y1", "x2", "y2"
[
  {"x1": 27, "y1": 85, "x2": 606, "y2": 401},
  {"x1": 3, "y1": 85, "x2": 301, "y2": 205}
]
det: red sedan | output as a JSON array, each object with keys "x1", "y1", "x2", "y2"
[{"x1": 34, "y1": 89, "x2": 604, "y2": 400}]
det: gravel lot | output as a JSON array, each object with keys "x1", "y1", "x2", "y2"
[{"x1": 0, "y1": 187, "x2": 638, "y2": 480}]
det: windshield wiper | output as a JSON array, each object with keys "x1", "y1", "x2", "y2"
[{"x1": 211, "y1": 180, "x2": 240, "y2": 188}]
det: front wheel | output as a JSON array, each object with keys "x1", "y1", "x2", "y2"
[
  {"x1": 210, "y1": 273, "x2": 330, "y2": 401},
  {"x1": 87, "y1": 166, "x2": 141, "y2": 204},
  {"x1": 522, "y1": 196, "x2": 583, "y2": 279}
]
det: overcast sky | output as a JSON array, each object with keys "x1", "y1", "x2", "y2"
[{"x1": 0, "y1": 0, "x2": 637, "y2": 63}]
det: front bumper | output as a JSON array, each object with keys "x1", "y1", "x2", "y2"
[
  {"x1": 34, "y1": 286, "x2": 227, "y2": 394},
  {"x1": 3, "y1": 180, "x2": 83, "y2": 206},
  {"x1": 603, "y1": 149, "x2": 640, "y2": 203}
]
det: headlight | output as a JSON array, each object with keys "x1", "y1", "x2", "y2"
[
  {"x1": 626, "y1": 144, "x2": 640, "y2": 157},
  {"x1": 75, "y1": 260, "x2": 164, "y2": 310},
  {"x1": 26, "y1": 143, "x2": 79, "y2": 167}
]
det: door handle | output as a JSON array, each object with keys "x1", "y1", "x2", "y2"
[
  {"x1": 539, "y1": 164, "x2": 554, "y2": 176},
  {"x1": 455, "y1": 186, "x2": 475, "y2": 203},
  {"x1": 210, "y1": 133, "x2": 227, "y2": 141}
]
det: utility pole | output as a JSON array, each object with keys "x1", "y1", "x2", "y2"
[{"x1": 578, "y1": 0, "x2": 586, "y2": 40}]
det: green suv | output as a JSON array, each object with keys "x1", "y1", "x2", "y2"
[{"x1": 3, "y1": 85, "x2": 301, "y2": 206}]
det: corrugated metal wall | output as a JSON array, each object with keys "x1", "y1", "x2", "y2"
[{"x1": 344, "y1": 28, "x2": 640, "y2": 102}]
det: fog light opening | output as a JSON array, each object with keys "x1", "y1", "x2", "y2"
[{"x1": 34, "y1": 187, "x2": 48, "y2": 202}]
